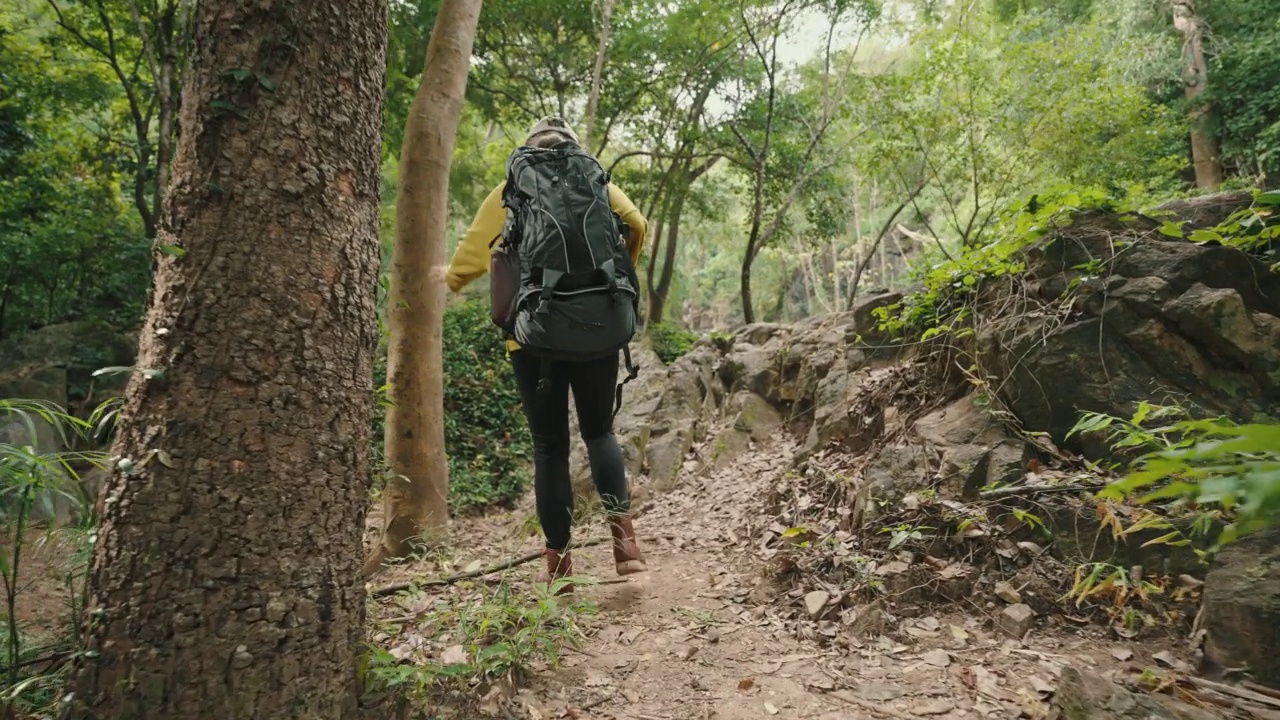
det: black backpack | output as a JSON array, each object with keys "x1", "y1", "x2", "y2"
[{"x1": 490, "y1": 141, "x2": 640, "y2": 408}]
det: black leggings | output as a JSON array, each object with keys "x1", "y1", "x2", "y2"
[{"x1": 511, "y1": 351, "x2": 630, "y2": 551}]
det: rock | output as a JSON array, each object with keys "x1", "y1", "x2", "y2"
[
  {"x1": 1054, "y1": 666, "x2": 1219, "y2": 720},
  {"x1": 995, "y1": 603, "x2": 1035, "y2": 639},
  {"x1": 910, "y1": 699, "x2": 955, "y2": 715},
  {"x1": 805, "y1": 590, "x2": 831, "y2": 619},
  {"x1": 874, "y1": 560, "x2": 918, "y2": 598},
  {"x1": 860, "y1": 443, "x2": 937, "y2": 515},
  {"x1": 727, "y1": 392, "x2": 782, "y2": 442},
  {"x1": 914, "y1": 395, "x2": 1028, "y2": 498},
  {"x1": 1201, "y1": 527, "x2": 1280, "y2": 687},
  {"x1": 994, "y1": 581, "x2": 1023, "y2": 605},
  {"x1": 1001, "y1": 226, "x2": 1280, "y2": 460}
]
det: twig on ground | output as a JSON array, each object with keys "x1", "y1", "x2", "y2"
[
  {"x1": 978, "y1": 483, "x2": 1098, "y2": 500},
  {"x1": 831, "y1": 689, "x2": 912, "y2": 718},
  {"x1": 370, "y1": 538, "x2": 609, "y2": 597}
]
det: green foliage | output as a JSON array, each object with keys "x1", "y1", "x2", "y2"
[
  {"x1": 1203, "y1": 0, "x2": 1280, "y2": 181},
  {"x1": 0, "y1": 10, "x2": 149, "y2": 338},
  {"x1": 441, "y1": 301, "x2": 531, "y2": 511},
  {"x1": 1100, "y1": 419, "x2": 1280, "y2": 547},
  {"x1": 1156, "y1": 189, "x2": 1280, "y2": 267},
  {"x1": 364, "y1": 579, "x2": 594, "y2": 704},
  {"x1": 0, "y1": 400, "x2": 101, "y2": 711},
  {"x1": 872, "y1": 186, "x2": 1117, "y2": 339},
  {"x1": 647, "y1": 322, "x2": 699, "y2": 364}
]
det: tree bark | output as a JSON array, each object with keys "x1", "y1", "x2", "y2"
[
  {"x1": 1172, "y1": 0, "x2": 1223, "y2": 189},
  {"x1": 61, "y1": 0, "x2": 386, "y2": 716},
  {"x1": 582, "y1": 0, "x2": 615, "y2": 153},
  {"x1": 365, "y1": 0, "x2": 482, "y2": 575}
]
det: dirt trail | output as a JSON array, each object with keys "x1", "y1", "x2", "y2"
[
  {"x1": 436, "y1": 442, "x2": 1178, "y2": 720},
  {"x1": 521, "y1": 449, "x2": 856, "y2": 720}
]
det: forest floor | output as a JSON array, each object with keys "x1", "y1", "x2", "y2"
[
  {"x1": 365, "y1": 441, "x2": 1193, "y2": 720},
  {"x1": 4, "y1": 435, "x2": 1199, "y2": 719}
]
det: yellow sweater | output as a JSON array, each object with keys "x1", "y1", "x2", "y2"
[{"x1": 446, "y1": 180, "x2": 649, "y2": 352}]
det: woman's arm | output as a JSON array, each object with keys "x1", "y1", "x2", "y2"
[
  {"x1": 445, "y1": 181, "x2": 507, "y2": 293},
  {"x1": 607, "y1": 183, "x2": 648, "y2": 268}
]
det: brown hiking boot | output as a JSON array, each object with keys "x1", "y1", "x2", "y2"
[
  {"x1": 608, "y1": 515, "x2": 647, "y2": 576},
  {"x1": 535, "y1": 548, "x2": 574, "y2": 595}
]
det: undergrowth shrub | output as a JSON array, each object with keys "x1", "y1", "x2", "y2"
[
  {"x1": 364, "y1": 578, "x2": 594, "y2": 709},
  {"x1": 441, "y1": 301, "x2": 531, "y2": 511},
  {"x1": 648, "y1": 322, "x2": 699, "y2": 364},
  {"x1": 1077, "y1": 405, "x2": 1280, "y2": 547},
  {"x1": 1, "y1": 400, "x2": 101, "y2": 715},
  {"x1": 371, "y1": 300, "x2": 532, "y2": 512}
]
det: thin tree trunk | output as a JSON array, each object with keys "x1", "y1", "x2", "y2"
[
  {"x1": 582, "y1": 0, "x2": 615, "y2": 153},
  {"x1": 847, "y1": 184, "x2": 923, "y2": 309},
  {"x1": 62, "y1": 0, "x2": 386, "y2": 715},
  {"x1": 1173, "y1": 0, "x2": 1223, "y2": 189},
  {"x1": 649, "y1": 187, "x2": 685, "y2": 325},
  {"x1": 366, "y1": 0, "x2": 482, "y2": 575}
]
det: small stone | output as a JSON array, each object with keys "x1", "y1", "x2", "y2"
[
  {"x1": 911, "y1": 699, "x2": 955, "y2": 715},
  {"x1": 994, "y1": 581, "x2": 1023, "y2": 604},
  {"x1": 996, "y1": 603, "x2": 1035, "y2": 638},
  {"x1": 921, "y1": 649, "x2": 951, "y2": 668},
  {"x1": 805, "y1": 590, "x2": 831, "y2": 619}
]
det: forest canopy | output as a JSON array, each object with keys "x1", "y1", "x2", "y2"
[{"x1": 2, "y1": 0, "x2": 1277, "y2": 334}]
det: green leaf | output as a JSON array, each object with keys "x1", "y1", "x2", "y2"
[
  {"x1": 223, "y1": 68, "x2": 253, "y2": 82},
  {"x1": 256, "y1": 75, "x2": 277, "y2": 92},
  {"x1": 1157, "y1": 221, "x2": 1184, "y2": 238},
  {"x1": 158, "y1": 243, "x2": 185, "y2": 256}
]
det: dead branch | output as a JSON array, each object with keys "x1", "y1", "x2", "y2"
[
  {"x1": 978, "y1": 483, "x2": 1098, "y2": 500},
  {"x1": 369, "y1": 537, "x2": 611, "y2": 597}
]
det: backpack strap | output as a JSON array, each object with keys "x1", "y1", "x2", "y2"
[
  {"x1": 536, "y1": 268, "x2": 565, "y2": 315},
  {"x1": 613, "y1": 345, "x2": 640, "y2": 417}
]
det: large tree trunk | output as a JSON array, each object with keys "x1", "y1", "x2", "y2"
[
  {"x1": 365, "y1": 0, "x2": 482, "y2": 575},
  {"x1": 1173, "y1": 0, "x2": 1223, "y2": 189},
  {"x1": 61, "y1": 0, "x2": 386, "y2": 717}
]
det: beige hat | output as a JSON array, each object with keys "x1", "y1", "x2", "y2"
[{"x1": 525, "y1": 116, "x2": 580, "y2": 147}]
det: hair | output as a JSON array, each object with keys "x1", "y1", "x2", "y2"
[{"x1": 527, "y1": 131, "x2": 575, "y2": 149}]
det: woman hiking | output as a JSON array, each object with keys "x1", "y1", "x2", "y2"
[{"x1": 445, "y1": 117, "x2": 649, "y2": 593}]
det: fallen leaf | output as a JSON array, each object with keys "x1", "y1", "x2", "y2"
[
  {"x1": 738, "y1": 678, "x2": 755, "y2": 691},
  {"x1": 1153, "y1": 650, "x2": 1177, "y2": 668},
  {"x1": 921, "y1": 649, "x2": 951, "y2": 668},
  {"x1": 911, "y1": 699, "x2": 955, "y2": 715},
  {"x1": 1110, "y1": 648, "x2": 1134, "y2": 662},
  {"x1": 441, "y1": 644, "x2": 468, "y2": 665},
  {"x1": 918, "y1": 616, "x2": 941, "y2": 632},
  {"x1": 950, "y1": 625, "x2": 970, "y2": 642},
  {"x1": 464, "y1": 559, "x2": 483, "y2": 573},
  {"x1": 1028, "y1": 676, "x2": 1055, "y2": 695},
  {"x1": 853, "y1": 682, "x2": 905, "y2": 701},
  {"x1": 679, "y1": 646, "x2": 698, "y2": 661}
]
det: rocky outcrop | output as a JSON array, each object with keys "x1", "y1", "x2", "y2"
[
  {"x1": 568, "y1": 293, "x2": 905, "y2": 502},
  {"x1": 1201, "y1": 527, "x2": 1280, "y2": 688},
  {"x1": 992, "y1": 211, "x2": 1280, "y2": 460}
]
